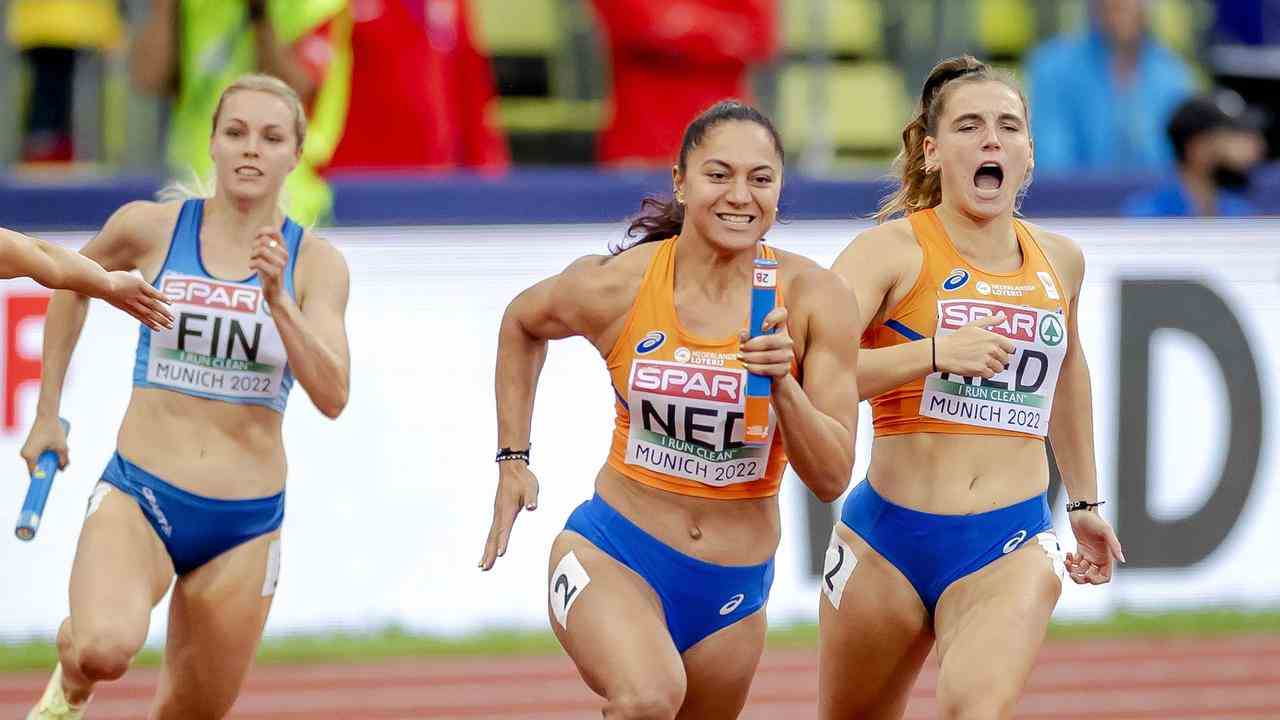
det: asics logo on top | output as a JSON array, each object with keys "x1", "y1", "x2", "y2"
[
  {"x1": 943, "y1": 268, "x2": 970, "y2": 291},
  {"x1": 635, "y1": 330, "x2": 666, "y2": 355}
]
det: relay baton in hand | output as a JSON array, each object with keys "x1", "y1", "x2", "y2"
[
  {"x1": 15, "y1": 418, "x2": 70, "y2": 542},
  {"x1": 744, "y1": 259, "x2": 778, "y2": 445}
]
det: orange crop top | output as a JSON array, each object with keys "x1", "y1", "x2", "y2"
[
  {"x1": 865, "y1": 209, "x2": 1070, "y2": 440},
  {"x1": 605, "y1": 237, "x2": 790, "y2": 499}
]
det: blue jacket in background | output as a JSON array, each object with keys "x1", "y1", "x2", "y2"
[
  {"x1": 1122, "y1": 180, "x2": 1256, "y2": 217},
  {"x1": 1026, "y1": 31, "x2": 1196, "y2": 173}
]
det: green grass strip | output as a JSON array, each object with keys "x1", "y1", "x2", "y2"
[{"x1": 2, "y1": 609, "x2": 1278, "y2": 674}]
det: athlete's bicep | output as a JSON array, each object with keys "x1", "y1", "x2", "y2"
[
  {"x1": 1062, "y1": 287, "x2": 1088, "y2": 374},
  {"x1": 505, "y1": 275, "x2": 581, "y2": 342},
  {"x1": 798, "y1": 272, "x2": 860, "y2": 432},
  {"x1": 506, "y1": 255, "x2": 625, "y2": 343},
  {"x1": 78, "y1": 201, "x2": 167, "y2": 273},
  {"x1": 297, "y1": 239, "x2": 352, "y2": 367},
  {"x1": 1047, "y1": 232, "x2": 1088, "y2": 367},
  {"x1": 830, "y1": 231, "x2": 901, "y2": 337}
]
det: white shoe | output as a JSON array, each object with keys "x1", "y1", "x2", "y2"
[{"x1": 27, "y1": 663, "x2": 89, "y2": 720}]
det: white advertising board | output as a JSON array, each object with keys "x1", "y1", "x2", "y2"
[{"x1": 0, "y1": 218, "x2": 1277, "y2": 642}]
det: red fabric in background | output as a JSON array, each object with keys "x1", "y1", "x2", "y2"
[
  {"x1": 590, "y1": 0, "x2": 777, "y2": 166},
  {"x1": 325, "y1": 0, "x2": 508, "y2": 172}
]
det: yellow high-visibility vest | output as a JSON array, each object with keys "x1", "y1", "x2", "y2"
[
  {"x1": 170, "y1": 0, "x2": 351, "y2": 225},
  {"x1": 6, "y1": 0, "x2": 123, "y2": 50}
]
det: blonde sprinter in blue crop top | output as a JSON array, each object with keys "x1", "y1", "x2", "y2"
[{"x1": 22, "y1": 74, "x2": 351, "y2": 720}]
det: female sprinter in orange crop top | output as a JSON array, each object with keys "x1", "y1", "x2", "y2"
[
  {"x1": 818, "y1": 56, "x2": 1124, "y2": 720},
  {"x1": 479, "y1": 101, "x2": 860, "y2": 719}
]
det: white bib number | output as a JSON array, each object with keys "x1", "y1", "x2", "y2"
[{"x1": 147, "y1": 273, "x2": 286, "y2": 400}]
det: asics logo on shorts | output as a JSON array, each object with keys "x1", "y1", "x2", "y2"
[
  {"x1": 719, "y1": 593, "x2": 745, "y2": 615},
  {"x1": 1003, "y1": 529, "x2": 1028, "y2": 554},
  {"x1": 141, "y1": 487, "x2": 174, "y2": 537}
]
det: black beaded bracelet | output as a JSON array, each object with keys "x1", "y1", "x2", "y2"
[
  {"x1": 1066, "y1": 499, "x2": 1105, "y2": 512},
  {"x1": 495, "y1": 447, "x2": 530, "y2": 464}
]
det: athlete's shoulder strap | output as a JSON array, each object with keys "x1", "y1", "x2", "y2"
[
  {"x1": 603, "y1": 237, "x2": 672, "y2": 368},
  {"x1": 281, "y1": 216, "x2": 305, "y2": 299},
  {"x1": 163, "y1": 198, "x2": 205, "y2": 274}
]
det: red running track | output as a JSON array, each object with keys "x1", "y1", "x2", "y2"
[{"x1": 1, "y1": 635, "x2": 1278, "y2": 719}]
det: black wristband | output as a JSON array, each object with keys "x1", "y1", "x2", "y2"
[
  {"x1": 931, "y1": 336, "x2": 938, "y2": 373},
  {"x1": 495, "y1": 446, "x2": 530, "y2": 464},
  {"x1": 1066, "y1": 499, "x2": 1105, "y2": 512}
]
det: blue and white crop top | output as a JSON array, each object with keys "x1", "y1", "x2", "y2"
[{"x1": 132, "y1": 199, "x2": 301, "y2": 413}]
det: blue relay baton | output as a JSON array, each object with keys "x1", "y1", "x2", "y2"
[
  {"x1": 744, "y1": 258, "x2": 778, "y2": 445},
  {"x1": 15, "y1": 418, "x2": 70, "y2": 542}
]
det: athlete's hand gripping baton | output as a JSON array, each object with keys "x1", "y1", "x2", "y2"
[
  {"x1": 15, "y1": 418, "x2": 70, "y2": 541},
  {"x1": 744, "y1": 259, "x2": 777, "y2": 445}
]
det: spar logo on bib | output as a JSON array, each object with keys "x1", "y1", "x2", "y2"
[
  {"x1": 635, "y1": 330, "x2": 666, "y2": 355},
  {"x1": 922, "y1": 298, "x2": 1069, "y2": 437},
  {"x1": 625, "y1": 359, "x2": 771, "y2": 486},
  {"x1": 940, "y1": 302, "x2": 1037, "y2": 342},
  {"x1": 632, "y1": 361, "x2": 740, "y2": 403},
  {"x1": 162, "y1": 276, "x2": 261, "y2": 314},
  {"x1": 943, "y1": 268, "x2": 970, "y2": 291}
]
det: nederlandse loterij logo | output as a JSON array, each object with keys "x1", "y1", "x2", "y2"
[
  {"x1": 1039, "y1": 314, "x2": 1064, "y2": 346},
  {"x1": 943, "y1": 268, "x2": 970, "y2": 291},
  {"x1": 635, "y1": 330, "x2": 666, "y2": 355}
]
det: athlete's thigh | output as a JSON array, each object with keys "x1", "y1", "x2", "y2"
[
  {"x1": 69, "y1": 484, "x2": 174, "y2": 649},
  {"x1": 676, "y1": 608, "x2": 767, "y2": 720},
  {"x1": 151, "y1": 529, "x2": 281, "y2": 720},
  {"x1": 818, "y1": 523, "x2": 934, "y2": 720},
  {"x1": 548, "y1": 530, "x2": 686, "y2": 704},
  {"x1": 932, "y1": 539, "x2": 1062, "y2": 718}
]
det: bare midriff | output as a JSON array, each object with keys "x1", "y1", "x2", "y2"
[
  {"x1": 867, "y1": 432, "x2": 1049, "y2": 514},
  {"x1": 591, "y1": 462, "x2": 780, "y2": 567},
  {"x1": 115, "y1": 386, "x2": 286, "y2": 499}
]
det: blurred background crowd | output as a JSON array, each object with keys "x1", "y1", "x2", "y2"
[{"x1": 2, "y1": 0, "x2": 1277, "y2": 224}]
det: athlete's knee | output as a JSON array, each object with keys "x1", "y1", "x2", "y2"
[
  {"x1": 150, "y1": 673, "x2": 225, "y2": 720},
  {"x1": 937, "y1": 683, "x2": 1017, "y2": 720},
  {"x1": 152, "y1": 691, "x2": 236, "y2": 720},
  {"x1": 605, "y1": 682, "x2": 685, "y2": 720},
  {"x1": 73, "y1": 633, "x2": 138, "y2": 682}
]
